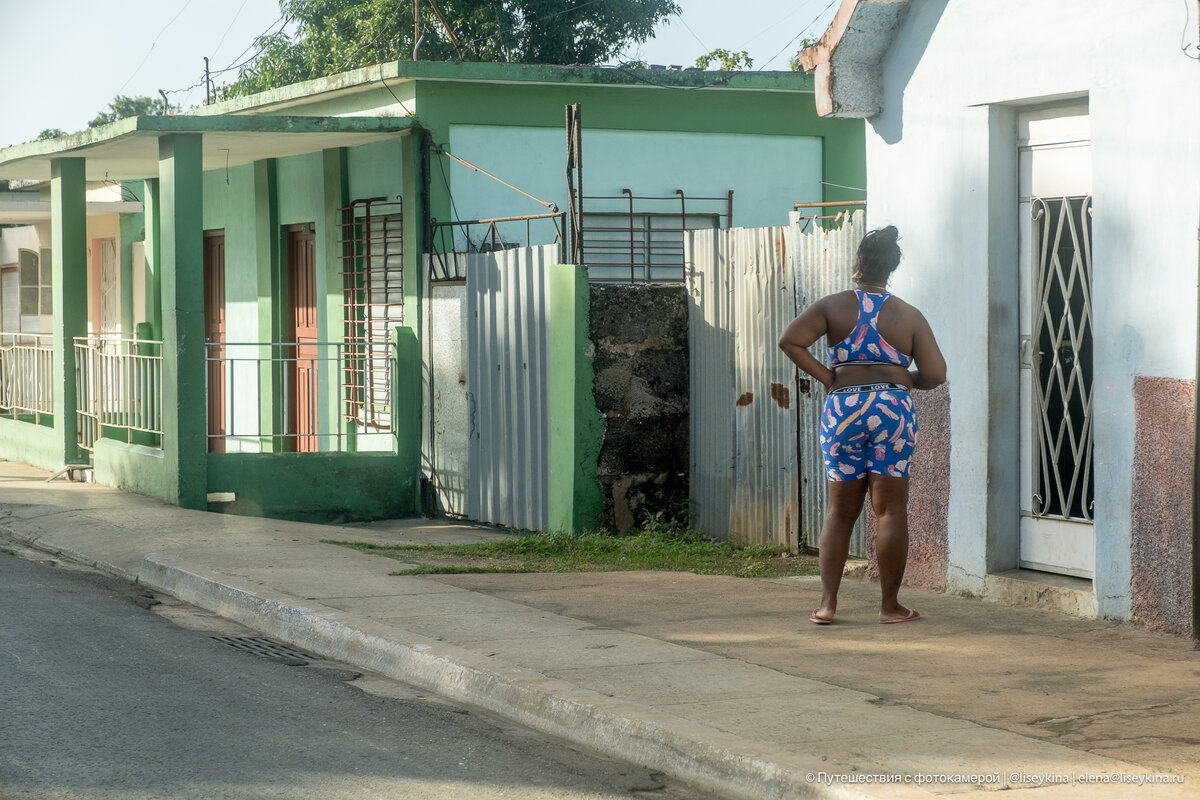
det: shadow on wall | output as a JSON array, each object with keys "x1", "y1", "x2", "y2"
[
  {"x1": 589, "y1": 284, "x2": 690, "y2": 534},
  {"x1": 870, "y1": 0, "x2": 948, "y2": 147}
]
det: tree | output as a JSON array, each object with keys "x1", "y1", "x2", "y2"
[
  {"x1": 694, "y1": 48, "x2": 752, "y2": 71},
  {"x1": 225, "y1": 0, "x2": 681, "y2": 96},
  {"x1": 88, "y1": 95, "x2": 175, "y2": 129},
  {"x1": 37, "y1": 128, "x2": 67, "y2": 141}
]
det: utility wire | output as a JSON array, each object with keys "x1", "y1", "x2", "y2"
[
  {"x1": 736, "y1": 0, "x2": 824, "y2": 53},
  {"x1": 211, "y1": 0, "x2": 252, "y2": 61},
  {"x1": 758, "y1": 0, "x2": 837, "y2": 70},
  {"x1": 117, "y1": 0, "x2": 196, "y2": 94}
]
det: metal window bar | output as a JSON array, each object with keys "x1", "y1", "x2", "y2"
[
  {"x1": 579, "y1": 189, "x2": 733, "y2": 283},
  {"x1": 0, "y1": 332, "x2": 53, "y2": 423},
  {"x1": 1031, "y1": 195, "x2": 1094, "y2": 522},
  {"x1": 428, "y1": 211, "x2": 567, "y2": 281},
  {"x1": 73, "y1": 335, "x2": 163, "y2": 456},
  {"x1": 792, "y1": 200, "x2": 868, "y2": 233},
  {"x1": 339, "y1": 199, "x2": 404, "y2": 432},
  {"x1": 205, "y1": 341, "x2": 396, "y2": 452}
]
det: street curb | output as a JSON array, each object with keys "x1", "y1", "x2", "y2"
[
  {"x1": 0, "y1": 522, "x2": 137, "y2": 583},
  {"x1": 136, "y1": 552, "x2": 900, "y2": 800}
]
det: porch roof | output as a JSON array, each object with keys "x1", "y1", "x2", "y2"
[
  {"x1": 0, "y1": 199, "x2": 144, "y2": 223},
  {"x1": 0, "y1": 114, "x2": 417, "y2": 182}
]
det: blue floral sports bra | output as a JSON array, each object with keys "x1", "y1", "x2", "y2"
[{"x1": 827, "y1": 290, "x2": 913, "y2": 369}]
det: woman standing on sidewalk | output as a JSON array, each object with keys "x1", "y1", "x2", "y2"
[{"x1": 778, "y1": 226, "x2": 946, "y2": 624}]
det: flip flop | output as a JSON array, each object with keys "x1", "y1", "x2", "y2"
[
  {"x1": 809, "y1": 611, "x2": 834, "y2": 625},
  {"x1": 880, "y1": 609, "x2": 920, "y2": 624}
]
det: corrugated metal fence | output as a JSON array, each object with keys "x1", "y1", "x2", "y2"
[
  {"x1": 424, "y1": 245, "x2": 555, "y2": 532},
  {"x1": 686, "y1": 211, "x2": 867, "y2": 554}
]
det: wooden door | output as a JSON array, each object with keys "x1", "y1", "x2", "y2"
[
  {"x1": 287, "y1": 226, "x2": 318, "y2": 452},
  {"x1": 203, "y1": 231, "x2": 227, "y2": 453}
]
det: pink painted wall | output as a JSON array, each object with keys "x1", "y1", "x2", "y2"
[
  {"x1": 1130, "y1": 376, "x2": 1194, "y2": 637},
  {"x1": 866, "y1": 382, "x2": 950, "y2": 591}
]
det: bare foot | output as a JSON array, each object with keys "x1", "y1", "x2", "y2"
[
  {"x1": 809, "y1": 608, "x2": 835, "y2": 625},
  {"x1": 879, "y1": 606, "x2": 920, "y2": 624}
]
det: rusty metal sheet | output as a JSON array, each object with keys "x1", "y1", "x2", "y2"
[
  {"x1": 791, "y1": 211, "x2": 867, "y2": 555},
  {"x1": 687, "y1": 226, "x2": 797, "y2": 550},
  {"x1": 687, "y1": 212, "x2": 867, "y2": 555}
]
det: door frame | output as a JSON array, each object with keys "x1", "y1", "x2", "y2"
[
  {"x1": 285, "y1": 223, "x2": 319, "y2": 453},
  {"x1": 204, "y1": 230, "x2": 227, "y2": 453},
  {"x1": 1015, "y1": 103, "x2": 1095, "y2": 579}
]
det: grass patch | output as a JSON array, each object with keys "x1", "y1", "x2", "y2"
[{"x1": 323, "y1": 528, "x2": 819, "y2": 578}]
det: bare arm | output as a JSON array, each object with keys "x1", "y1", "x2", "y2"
[
  {"x1": 908, "y1": 310, "x2": 946, "y2": 390},
  {"x1": 778, "y1": 302, "x2": 835, "y2": 392}
]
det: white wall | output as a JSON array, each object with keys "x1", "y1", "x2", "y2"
[
  {"x1": 0, "y1": 223, "x2": 43, "y2": 266},
  {"x1": 865, "y1": 0, "x2": 1200, "y2": 617}
]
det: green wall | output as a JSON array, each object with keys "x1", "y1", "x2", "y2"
[
  {"x1": 206, "y1": 451, "x2": 416, "y2": 522},
  {"x1": 547, "y1": 263, "x2": 603, "y2": 532},
  {"x1": 0, "y1": 418, "x2": 61, "y2": 472},
  {"x1": 412, "y1": 77, "x2": 865, "y2": 227}
]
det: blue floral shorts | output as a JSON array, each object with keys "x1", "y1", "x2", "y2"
[{"x1": 820, "y1": 383, "x2": 918, "y2": 481}]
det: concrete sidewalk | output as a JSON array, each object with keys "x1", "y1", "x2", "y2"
[{"x1": 0, "y1": 459, "x2": 1195, "y2": 800}]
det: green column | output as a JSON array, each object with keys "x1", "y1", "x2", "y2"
[
  {"x1": 158, "y1": 134, "x2": 206, "y2": 509},
  {"x1": 321, "y1": 148, "x2": 349, "y2": 449},
  {"x1": 50, "y1": 158, "x2": 88, "y2": 465},
  {"x1": 402, "y1": 132, "x2": 425, "y2": 342},
  {"x1": 142, "y1": 179, "x2": 162, "y2": 339},
  {"x1": 393, "y1": 326, "x2": 421, "y2": 509},
  {"x1": 252, "y1": 159, "x2": 279, "y2": 442},
  {"x1": 547, "y1": 263, "x2": 603, "y2": 533}
]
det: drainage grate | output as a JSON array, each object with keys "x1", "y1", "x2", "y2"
[{"x1": 210, "y1": 636, "x2": 315, "y2": 665}]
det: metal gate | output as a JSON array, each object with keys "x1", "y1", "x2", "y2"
[
  {"x1": 687, "y1": 212, "x2": 866, "y2": 553},
  {"x1": 424, "y1": 245, "x2": 555, "y2": 531}
]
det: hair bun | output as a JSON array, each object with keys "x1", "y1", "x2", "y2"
[{"x1": 874, "y1": 225, "x2": 899, "y2": 244}]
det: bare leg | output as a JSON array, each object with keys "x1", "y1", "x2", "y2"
[
  {"x1": 812, "y1": 479, "x2": 868, "y2": 622},
  {"x1": 867, "y1": 472, "x2": 916, "y2": 621}
]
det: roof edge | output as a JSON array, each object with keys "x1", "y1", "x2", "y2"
[
  {"x1": 194, "y1": 60, "x2": 813, "y2": 116},
  {"x1": 0, "y1": 115, "x2": 417, "y2": 170},
  {"x1": 796, "y1": 0, "x2": 911, "y2": 118}
]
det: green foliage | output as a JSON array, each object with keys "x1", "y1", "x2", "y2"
[
  {"x1": 225, "y1": 0, "x2": 682, "y2": 97},
  {"x1": 88, "y1": 95, "x2": 175, "y2": 128},
  {"x1": 790, "y1": 37, "x2": 819, "y2": 72},
  {"x1": 693, "y1": 47, "x2": 753, "y2": 71},
  {"x1": 36, "y1": 129, "x2": 67, "y2": 141},
  {"x1": 325, "y1": 522, "x2": 816, "y2": 578}
]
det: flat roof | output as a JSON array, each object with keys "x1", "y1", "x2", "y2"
[
  {"x1": 193, "y1": 60, "x2": 814, "y2": 117},
  {"x1": 0, "y1": 114, "x2": 417, "y2": 182}
]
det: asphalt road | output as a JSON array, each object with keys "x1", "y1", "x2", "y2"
[{"x1": 0, "y1": 546, "x2": 716, "y2": 800}]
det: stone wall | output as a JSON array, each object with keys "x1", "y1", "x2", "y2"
[{"x1": 588, "y1": 284, "x2": 689, "y2": 533}]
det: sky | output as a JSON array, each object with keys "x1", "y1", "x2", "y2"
[{"x1": 0, "y1": 0, "x2": 839, "y2": 150}]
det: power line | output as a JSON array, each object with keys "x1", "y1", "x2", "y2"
[
  {"x1": 736, "y1": 0, "x2": 825, "y2": 53},
  {"x1": 117, "y1": 0, "x2": 196, "y2": 95},
  {"x1": 211, "y1": 0, "x2": 252, "y2": 61},
  {"x1": 758, "y1": 0, "x2": 835, "y2": 70}
]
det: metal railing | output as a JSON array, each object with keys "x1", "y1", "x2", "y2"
[
  {"x1": 0, "y1": 333, "x2": 53, "y2": 423},
  {"x1": 792, "y1": 200, "x2": 867, "y2": 233},
  {"x1": 580, "y1": 189, "x2": 734, "y2": 283},
  {"x1": 429, "y1": 211, "x2": 567, "y2": 281},
  {"x1": 206, "y1": 341, "x2": 396, "y2": 452},
  {"x1": 74, "y1": 336, "x2": 163, "y2": 454}
]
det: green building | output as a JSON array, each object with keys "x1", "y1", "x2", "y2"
[{"x1": 0, "y1": 61, "x2": 863, "y2": 523}]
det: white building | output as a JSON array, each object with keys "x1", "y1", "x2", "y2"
[{"x1": 802, "y1": 0, "x2": 1200, "y2": 635}]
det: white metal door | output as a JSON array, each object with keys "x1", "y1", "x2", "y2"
[{"x1": 1017, "y1": 105, "x2": 1094, "y2": 578}]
